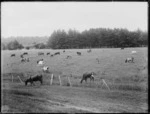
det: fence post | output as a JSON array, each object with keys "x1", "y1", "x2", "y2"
[
  {"x1": 50, "y1": 74, "x2": 53, "y2": 85},
  {"x1": 59, "y1": 75, "x2": 62, "y2": 86},
  {"x1": 18, "y1": 76, "x2": 23, "y2": 83},
  {"x1": 102, "y1": 79, "x2": 110, "y2": 91},
  {"x1": 67, "y1": 76, "x2": 72, "y2": 87}
]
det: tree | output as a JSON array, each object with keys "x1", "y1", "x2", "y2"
[{"x1": 7, "y1": 40, "x2": 24, "y2": 50}]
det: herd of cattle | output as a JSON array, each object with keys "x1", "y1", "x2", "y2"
[{"x1": 9, "y1": 48, "x2": 137, "y2": 86}]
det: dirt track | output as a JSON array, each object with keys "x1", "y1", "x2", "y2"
[{"x1": 2, "y1": 83, "x2": 147, "y2": 113}]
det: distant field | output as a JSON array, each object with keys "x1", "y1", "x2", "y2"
[{"x1": 1, "y1": 47, "x2": 148, "y2": 113}]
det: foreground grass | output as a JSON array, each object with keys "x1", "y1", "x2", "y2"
[{"x1": 2, "y1": 82, "x2": 148, "y2": 113}]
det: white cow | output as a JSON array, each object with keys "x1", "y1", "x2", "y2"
[
  {"x1": 37, "y1": 59, "x2": 44, "y2": 65},
  {"x1": 131, "y1": 51, "x2": 137, "y2": 54},
  {"x1": 42, "y1": 66, "x2": 49, "y2": 72}
]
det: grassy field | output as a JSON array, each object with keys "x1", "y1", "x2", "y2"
[{"x1": 1, "y1": 47, "x2": 148, "y2": 113}]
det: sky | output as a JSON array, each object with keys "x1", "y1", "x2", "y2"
[{"x1": 1, "y1": 2, "x2": 148, "y2": 38}]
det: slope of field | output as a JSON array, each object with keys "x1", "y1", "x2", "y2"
[{"x1": 1, "y1": 47, "x2": 148, "y2": 113}]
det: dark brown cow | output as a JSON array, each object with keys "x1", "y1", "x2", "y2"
[
  {"x1": 54, "y1": 52, "x2": 60, "y2": 55},
  {"x1": 47, "y1": 52, "x2": 50, "y2": 55},
  {"x1": 77, "y1": 52, "x2": 81, "y2": 55},
  {"x1": 25, "y1": 75, "x2": 43, "y2": 86},
  {"x1": 11, "y1": 54, "x2": 15, "y2": 57},
  {"x1": 80, "y1": 72, "x2": 94, "y2": 83},
  {"x1": 23, "y1": 52, "x2": 28, "y2": 55}
]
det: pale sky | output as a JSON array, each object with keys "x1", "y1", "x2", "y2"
[{"x1": 1, "y1": 2, "x2": 148, "y2": 38}]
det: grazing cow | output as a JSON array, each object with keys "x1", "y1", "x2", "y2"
[
  {"x1": 50, "y1": 54, "x2": 54, "y2": 57},
  {"x1": 87, "y1": 49, "x2": 92, "y2": 53},
  {"x1": 47, "y1": 52, "x2": 50, "y2": 55},
  {"x1": 23, "y1": 52, "x2": 28, "y2": 55},
  {"x1": 66, "y1": 55, "x2": 72, "y2": 59},
  {"x1": 54, "y1": 52, "x2": 60, "y2": 55},
  {"x1": 20, "y1": 54, "x2": 24, "y2": 58},
  {"x1": 38, "y1": 52, "x2": 44, "y2": 56},
  {"x1": 77, "y1": 52, "x2": 81, "y2": 55},
  {"x1": 21, "y1": 58, "x2": 29, "y2": 62},
  {"x1": 131, "y1": 51, "x2": 137, "y2": 54},
  {"x1": 21, "y1": 58, "x2": 26, "y2": 62},
  {"x1": 42, "y1": 66, "x2": 49, "y2": 72},
  {"x1": 63, "y1": 50, "x2": 65, "y2": 53},
  {"x1": 11, "y1": 54, "x2": 15, "y2": 57},
  {"x1": 125, "y1": 57, "x2": 134, "y2": 63},
  {"x1": 25, "y1": 75, "x2": 43, "y2": 86},
  {"x1": 37, "y1": 59, "x2": 44, "y2": 65},
  {"x1": 80, "y1": 72, "x2": 94, "y2": 83}
]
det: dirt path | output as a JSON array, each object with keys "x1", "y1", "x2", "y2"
[{"x1": 2, "y1": 83, "x2": 148, "y2": 113}]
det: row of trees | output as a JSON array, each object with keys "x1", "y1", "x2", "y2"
[
  {"x1": 1, "y1": 40, "x2": 47, "y2": 50},
  {"x1": 1, "y1": 28, "x2": 147, "y2": 50},
  {"x1": 47, "y1": 28, "x2": 147, "y2": 49},
  {"x1": 2, "y1": 40, "x2": 24, "y2": 50}
]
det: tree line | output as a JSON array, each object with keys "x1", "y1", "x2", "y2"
[
  {"x1": 1, "y1": 28, "x2": 147, "y2": 50},
  {"x1": 47, "y1": 28, "x2": 147, "y2": 49}
]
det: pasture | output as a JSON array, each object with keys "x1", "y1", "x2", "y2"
[{"x1": 1, "y1": 47, "x2": 148, "y2": 113}]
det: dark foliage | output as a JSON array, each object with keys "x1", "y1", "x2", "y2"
[
  {"x1": 47, "y1": 28, "x2": 147, "y2": 49},
  {"x1": 6, "y1": 40, "x2": 24, "y2": 50}
]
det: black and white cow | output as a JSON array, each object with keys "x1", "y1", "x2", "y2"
[
  {"x1": 37, "y1": 59, "x2": 44, "y2": 65},
  {"x1": 42, "y1": 66, "x2": 49, "y2": 73},
  {"x1": 125, "y1": 57, "x2": 134, "y2": 63}
]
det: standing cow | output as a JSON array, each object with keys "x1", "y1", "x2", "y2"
[{"x1": 80, "y1": 72, "x2": 95, "y2": 83}]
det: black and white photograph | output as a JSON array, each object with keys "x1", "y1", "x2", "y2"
[{"x1": 1, "y1": 2, "x2": 148, "y2": 113}]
